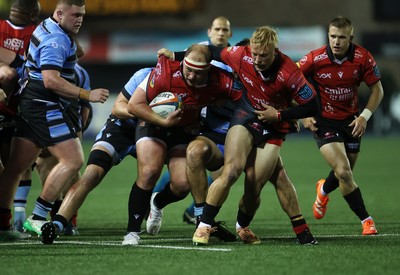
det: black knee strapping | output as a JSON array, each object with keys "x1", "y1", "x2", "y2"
[{"x1": 87, "y1": 150, "x2": 113, "y2": 173}]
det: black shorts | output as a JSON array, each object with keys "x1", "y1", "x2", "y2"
[
  {"x1": 135, "y1": 120, "x2": 196, "y2": 150},
  {"x1": 15, "y1": 99, "x2": 77, "y2": 148},
  {"x1": 314, "y1": 116, "x2": 361, "y2": 153},
  {"x1": 93, "y1": 115, "x2": 137, "y2": 164},
  {"x1": 0, "y1": 112, "x2": 16, "y2": 143},
  {"x1": 60, "y1": 97, "x2": 82, "y2": 132},
  {"x1": 200, "y1": 130, "x2": 226, "y2": 146},
  {"x1": 229, "y1": 96, "x2": 285, "y2": 146}
]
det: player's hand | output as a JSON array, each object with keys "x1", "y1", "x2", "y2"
[
  {"x1": 157, "y1": 48, "x2": 174, "y2": 60},
  {"x1": 162, "y1": 109, "x2": 182, "y2": 127},
  {"x1": 302, "y1": 117, "x2": 318, "y2": 132},
  {"x1": 89, "y1": 88, "x2": 109, "y2": 103},
  {"x1": 0, "y1": 65, "x2": 17, "y2": 82},
  {"x1": 254, "y1": 103, "x2": 279, "y2": 122},
  {"x1": 349, "y1": 116, "x2": 367, "y2": 138}
]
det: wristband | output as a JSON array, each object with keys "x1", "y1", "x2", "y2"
[
  {"x1": 10, "y1": 54, "x2": 23, "y2": 68},
  {"x1": 78, "y1": 88, "x2": 90, "y2": 101},
  {"x1": 277, "y1": 111, "x2": 282, "y2": 121},
  {"x1": 359, "y1": 109, "x2": 372, "y2": 121}
]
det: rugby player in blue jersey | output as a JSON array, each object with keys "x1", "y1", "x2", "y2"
[{"x1": 0, "y1": 0, "x2": 109, "y2": 238}]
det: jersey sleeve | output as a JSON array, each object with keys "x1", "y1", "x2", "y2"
[
  {"x1": 297, "y1": 52, "x2": 314, "y2": 78},
  {"x1": 145, "y1": 56, "x2": 171, "y2": 102},
  {"x1": 39, "y1": 34, "x2": 70, "y2": 71},
  {"x1": 287, "y1": 69, "x2": 316, "y2": 105},
  {"x1": 362, "y1": 51, "x2": 381, "y2": 86}
]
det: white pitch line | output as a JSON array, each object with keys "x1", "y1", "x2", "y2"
[
  {"x1": 1, "y1": 233, "x2": 398, "y2": 249},
  {"x1": 0, "y1": 240, "x2": 231, "y2": 251}
]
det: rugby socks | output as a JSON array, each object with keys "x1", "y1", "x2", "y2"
[
  {"x1": 236, "y1": 208, "x2": 254, "y2": 229},
  {"x1": 322, "y1": 170, "x2": 339, "y2": 194},
  {"x1": 13, "y1": 180, "x2": 32, "y2": 223},
  {"x1": 32, "y1": 197, "x2": 53, "y2": 220},
  {"x1": 70, "y1": 212, "x2": 78, "y2": 227},
  {"x1": 154, "y1": 182, "x2": 185, "y2": 209},
  {"x1": 201, "y1": 203, "x2": 221, "y2": 226},
  {"x1": 184, "y1": 174, "x2": 212, "y2": 217},
  {"x1": 343, "y1": 187, "x2": 369, "y2": 221},
  {"x1": 207, "y1": 174, "x2": 213, "y2": 186},
  {"x1": 194, "y1": 203, "x2": 204, "y2": 218},
  {"x1": 185, "y1": 202, "x2": 195, "y2": 217},
  {"x1": 290, "y1": 214, "x2": 308, "y2": 235},
  {"x1": 0, "y1": 207, "x2": 12, "y2": 230},
  {"x1": 50, "y1": 200, "x2": 62, "y2": 220},
  {"x1": 53, "y1": 214, "x2": 69, "y2": 233},
  {"x1": 127, "y1": 182, "x2": 152, "y2": 232},
  {"x1": 153, "y1": 171, "x2": 170, "y2": 193}
]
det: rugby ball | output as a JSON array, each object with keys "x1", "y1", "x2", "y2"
[{"x1": 149, "y1": 92, "x2": 182, "y2": 118}]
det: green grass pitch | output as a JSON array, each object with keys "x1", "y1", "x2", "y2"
[{"x1": 1, "y1": 136, "x2": 399, "y2": 275}]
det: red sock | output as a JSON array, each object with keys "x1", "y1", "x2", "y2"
[{"x1": 0, "y1": 211, "x2": 12, "y2": 230}]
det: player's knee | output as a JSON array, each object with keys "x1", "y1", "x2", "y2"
[
  {"x1": 334, "y1": 167, "x2": 353, "y2": 183},
  {"x1": 186, "y1": 140, "x2": 210, "y2": 164},
  {"x1": 87, "y1": 149, "x2": 113, "y2": 173}
]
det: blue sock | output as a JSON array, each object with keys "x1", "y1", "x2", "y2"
[
  {"x1": 186, "y1": 202, "x2": 195, "y2": 216},
  {"x1": 186, "y1": 174, "x2": 213, "y2": 216},
  {"x1": 14, "y1": 181, "x2": 31, "y2": 208},
  {"x1": 32, "y1": 197, "x2": 53, "y2": 220},
  {"x1": 153, "y1": 171, "x2": 171, "y2": 193},
  {"x1": 207, "y1": 174, "x2": 213, "y2": 186}
]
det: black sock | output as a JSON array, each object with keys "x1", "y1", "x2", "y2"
[
  {"x1": 154, "y1": 182, "x2": 185, "y2": 209},
  {"x1": 53, "y1": 214, "x2": 69, "y2": 230},
  {"x1": 323, "y1": 170, "x2": 339, "y2": 194},
  {"x1": 0, "y1": 207, "x2": 12, "y2": 230},
  {"x1": 50, "y1": 200, "x2": 62, "y2": 220},
  {"x1": 127, "y1": 182, "x2": 152, "y2": 232},
  {"x1": 237, "y1": 208, "x2": 254, "y2": 228},
  {"x1": 343, "y1": 187, "x2": 369, "y2": 221},
  {"x1": 201, "y1": 203, "x2": 221, "y2": 226}
]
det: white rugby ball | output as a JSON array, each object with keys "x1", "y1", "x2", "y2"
[{"x1": 149, "y1": 92, "x2": 182, "y2": 118}]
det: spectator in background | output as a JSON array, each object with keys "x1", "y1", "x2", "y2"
[{"x1": 298, "y1": 16, "x2": 383, "y2": 235}]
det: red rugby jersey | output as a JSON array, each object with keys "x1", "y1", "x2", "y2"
[
  {"x1": 220, "y1": 46, "x2": 316, "y2": 133},
  {"x1": 298, "y1": 44, "x2": 381, "y2": 120},
  {"x1": 0, "y1": 20, "x2": 36, "y2": 114},
  {"x1": 0, "y1": 20, "x2": 35, "y2": 55},
  {"x1": 146, "y1": 56, "x2": 242, "y2": 126}
]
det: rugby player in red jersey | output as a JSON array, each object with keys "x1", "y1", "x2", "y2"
[
  {"x1": 162, "y1": 26, "x2": 319, "y2": 245},
  {"x1": 298, "y1": 16, "x2": 383, "y2": 235},
  {"x1": 120, "y1": 44, "x2": 242, "y2": 245}
]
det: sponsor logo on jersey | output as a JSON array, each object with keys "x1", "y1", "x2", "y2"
[
  {"x1": 241, "y1": 73, "x2": 254, "y2": 87},
  {"x1": 298, "y1": 84, "x2": 313, "y2": 100},
  {"x1": 314, "y1": 53, "x2": 328, "y2": 62},
  {"x1": 316, "y1": 73, "x2": 332, "y2": 79},
  {"x1": 373, "y1": 65, "x2": 381, "y2": 78},
  {"x1": 243, "y1": 55, "x2": 253, "y2": 65},
  {"x1": 3, "y1": 38, "x2": 24, "y2": 52},
  {"x1": 338, "y1": 71, "x2": 344, "y2": 78},
  {"x1": 298, "y1": 56, "x2": 307, "y2": 66}
]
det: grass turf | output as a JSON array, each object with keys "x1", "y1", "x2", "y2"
[{"x1": 1, "y1": 136, "x2": 399, "y2": 275}]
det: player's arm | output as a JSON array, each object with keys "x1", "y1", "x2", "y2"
[
  {"x1": 349, "y1": 80, "x2": 384, "y2": 137},
  {"x1": 127, "y1": 86, "x2": 181, "y2": 128},
  {"x1": 255, "y1": 82, "x2": 319, "y2": 123},
  {"x1": 41, "y1": 69, "x2": 109, "y2": 103},
  {"x1": 112, "y1": 91, "x2": 134, "y2": 119},
  {"x1": 0, "y1": 47, "x2": 22, "y2": 66}
]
